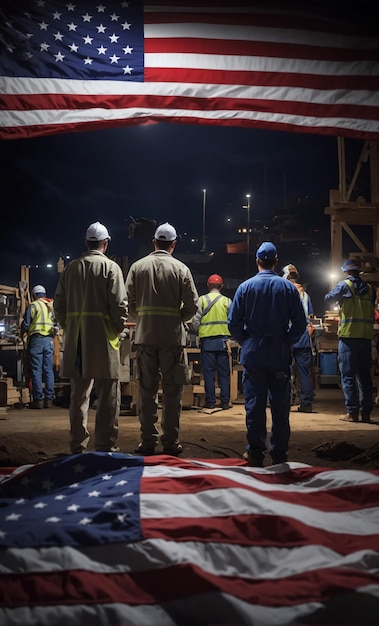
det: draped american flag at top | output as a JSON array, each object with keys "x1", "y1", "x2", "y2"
[
  {"x1": 0, "y1": 453, "x2": 379, "y2": 625},
  {"x1": 0, "y1": 0, "x2": 378, "y2": 141}
]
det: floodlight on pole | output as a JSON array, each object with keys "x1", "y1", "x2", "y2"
[
  {"x1": 201, "y1": 188, "x2": 207, "y2": 252},
  {"x1": 243, "y1": 193, "x2": 251, "y2": 276}
]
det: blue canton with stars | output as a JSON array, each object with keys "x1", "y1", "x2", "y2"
[
  {"x1": 0, "y1": 1, "x2": 144, "y2": 81},
  {"x1": 0, "y1": 452, "x2": 144, "y2": 548}
]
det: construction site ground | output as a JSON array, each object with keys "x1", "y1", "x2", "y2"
[{"x1": 1, "y1": 385, "x2": 379, "y2": 470}]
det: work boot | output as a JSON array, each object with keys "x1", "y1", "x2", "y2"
[
  {"x1": 134, "y1": 443, "x2": 156, "y2": 456},
  {"x1": 162, "y1": 443, "x2": 183, "y2": 456},
  {"x1": 203, "y1": 402, "x2": 216, "y2": 409},
  {"x1": 44, "y1": 399, "x2": 53, "y2": 408},
  {"x1": 340, "y1": 412, "x2": 359, "y2": 422},
  {"x1": 297, "y1": 403, "x2": 312, "y2": 413},
  {"x1": 361, "y1": 415, "x2": 371, "y2": 423},
  {"x1": 29, "y1": 400, "x2": 43, "y2": 409},
  {"x1": 217, "y1": 401, "x2": 232, "y2": 410},
  {"x1": 243, "y1": 451, "x2": 264, "y2": 467}
]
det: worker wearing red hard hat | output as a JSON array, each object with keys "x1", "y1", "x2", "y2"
[{"x1": 192, "y1": 274, "x2": 232, "y2": 410}]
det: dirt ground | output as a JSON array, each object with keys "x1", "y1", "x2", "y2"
[{"x1": 1, "y1": 386, "x2": 379, "y2": 470}]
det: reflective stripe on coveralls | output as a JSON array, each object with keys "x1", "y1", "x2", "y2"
[{"x1": 66, "y1": 311, "x2": 120, "y2": 350}]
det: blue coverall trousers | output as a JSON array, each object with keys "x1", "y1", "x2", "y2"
[
  {"x1": 28, "y1": 334, "x2": 55, "y2": 402},
  {"x1": 338, "y1": 338, "x2": 373, "y2": 417},
  {"x1": 292, "y1": 347, "x2": 314, "y2": 405},
  {"x1": 200, "y1": 337, "x2": 230, "y2": 406},
  {"x1": 243, "y1": 365, "x2": 291, "y2": 463}
]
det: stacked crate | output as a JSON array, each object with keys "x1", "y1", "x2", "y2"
[{"x1": 0, "y1": 376, "x2": 22, "y2": 407}]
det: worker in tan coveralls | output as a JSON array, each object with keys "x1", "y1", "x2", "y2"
[
  {"x1": 54, "y1": 222, "x2": 128, "y2": 454},
  {"x1": 125, "y1": 222, "x2": 199, "y2": 456}
]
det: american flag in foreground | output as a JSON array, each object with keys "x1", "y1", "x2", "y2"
[
  {"x1": 0, "y1": 1, "x2": 378, "y2": 141},
  {"x1": 0, "y1": 453, "x2": 378, "y2": 625}
]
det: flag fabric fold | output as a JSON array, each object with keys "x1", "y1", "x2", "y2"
[
  {"x1": 0, "y1": 1, "x2": 378, "y2": 140},
  {"x1": 0, "y1": 452, "x2": 378, "y2": 625}
]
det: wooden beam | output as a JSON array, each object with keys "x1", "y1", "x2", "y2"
[
  {"x1": 324, "y1": 206, "x2": 379, "y2": 224},
  {"x1": 330, "y1": 214, "x2": 343, "y2": 274},
  {"x1": 340, "y1": 223, "x2": 367, "y2": 252}
]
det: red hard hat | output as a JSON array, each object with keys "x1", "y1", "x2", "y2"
[{"x1": 207, "y1": 274, "x2": 223, "y2": 285}]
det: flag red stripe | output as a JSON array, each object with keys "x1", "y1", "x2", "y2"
[
  {"x1": 145, "y1": 37, "x2": 379, "y2": 62},
  {"x1": 144, "y1": 68, "x2": 379, "y2": 91},
  {"x1": 1, "y1": 565, "x2": 376, "y2": 609},
  {"x1": 142, "y1": 514, "x2": 379, "y2": 554}
]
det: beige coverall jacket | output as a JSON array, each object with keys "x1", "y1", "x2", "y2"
[
  {"x1": 54, "y1": 250, "x2": 128, "y2": 379},
  {"x1": 126, "y1": 250, "x2": 199, "y2": 345}
]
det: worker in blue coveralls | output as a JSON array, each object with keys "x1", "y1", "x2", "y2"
[
  {"x1": 325, "y1": 259, "x2": 376, "y2": 423},
  {"x1": 228, "y1": 242, "x2": 307, "y2": 467}
]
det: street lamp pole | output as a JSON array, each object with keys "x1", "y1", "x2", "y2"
[
  {"x1": 243, "y1": 193, "x2": 251, "y2": 276},
  {"x1": 201, "y1": 188, "x2": 207, "y2": 252}
]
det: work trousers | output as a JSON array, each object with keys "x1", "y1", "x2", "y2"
[
  {"x1": 292, "y1": 347, "x2": 314, "y2": 405},
  {"x1": 136, "y1": 345, "x2": 184, "y2": 451},
  {"x1": 338, "y1": 338, "x2": 373, "y2": 417},
  {"x1": 28, "y1": 334, "x2": 55, "y2": 402},
  {"x1": 69, "y1": 377, "x2": 120, "y2": 453},
  {"x1": 201, "y1": 349, "x2": 230, "y2": 405},
  {"x1": 243, "y1": 365, "x2": 291, "y2": 463}
]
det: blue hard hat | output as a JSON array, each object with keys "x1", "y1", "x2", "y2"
[
  {"x1": 256, "y1": 241, "x2": 277, "y2": 260},
  {"x1": 341, "y1": 259, "x2": 359, "y2": 272}
]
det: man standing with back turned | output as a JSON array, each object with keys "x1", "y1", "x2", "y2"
[
  {"x1": 192, "y1": 274, "x2": 232, "y2": 409},
  {"x1": 325, "y1": 259, "x2": 375, "y2": 423},
  {"x1": 228, "y1": 242, "x2": 306, "y2": 467},
  {"x1": 125, "y1": 222, "x2": 199, "y2": 456},
  {"x1": 54, "y1": 221, "x2": 128, "y2": 454},
  {"x1": 21, "y1": 284, "x2": 56, "y2": 409}
]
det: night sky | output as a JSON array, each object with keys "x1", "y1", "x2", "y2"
[{"x1": 0, "y1": 123, "x2": 370, "y2": 313}]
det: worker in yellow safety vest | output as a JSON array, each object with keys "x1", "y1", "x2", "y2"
[
  {"x1": 325, "y1": 258, "x2": 376, "y2": 423},
  {"x1": 192, "y1": 274, "x2": 232, "y2": 410},
  {"x1": 21, "y1": 284, "x2": 56, "y2": 409}
]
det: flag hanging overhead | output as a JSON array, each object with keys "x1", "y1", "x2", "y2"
[
  {"x1": 0, "y1": 1, "x2": 378, "y2": 140},
  {"x1": 1, "y1": 453, "x2": 379, "y2": 625}
]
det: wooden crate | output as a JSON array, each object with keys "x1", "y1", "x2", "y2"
[
  {"x1": 0, "y1": 377, "x2": 22, "y2": 406},
  {"x1": 318, "y1": 340, "x2": 339, "y2": 351}
]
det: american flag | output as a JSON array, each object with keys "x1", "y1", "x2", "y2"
[
  {"x1": 0, "y1": 1, "x2": 378, "y2": 141},
  {"x1": 0, "y1": 453, "x2": 378, "y2": 625}
]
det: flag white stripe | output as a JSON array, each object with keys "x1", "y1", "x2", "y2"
[
  {"x1": 2, "y1": 77, "x2": 377, "y2": 108},
  {"x1": 144, "y1": 464, "x2": 379, "y2": 491},
  {"x1": 1, "y1": 542, "x2": 378, "y2": 581},
  {"x1": 1, "y1": 77, "x2": 379, "y2": 109},
  {"x1": 145, "y1": 52, "x2": 378, "y2": 77},
  {"x1": 142, "y1": 488, "x2": 379, "y2": 535},
  {"x1": 1, "y1": 107, "x2": 378, "y2": 135}
]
